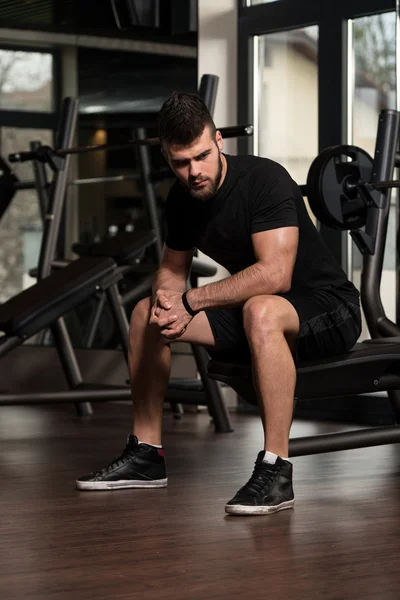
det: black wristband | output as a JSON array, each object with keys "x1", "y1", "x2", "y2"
[{"x1": 182, "y1": 291, "x2": 199, "y2": 317}]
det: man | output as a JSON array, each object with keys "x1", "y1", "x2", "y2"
[{"x1": 77, "y1": 92, "x2": 361, "y2": 516}]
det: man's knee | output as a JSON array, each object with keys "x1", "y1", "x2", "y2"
[
  {"x1": 130, "y1": 297, "x2": 152, "y2": 333},
  {"x1": 243, "y1": 295, "x2": 278, "y2": 337},
  {"x1": 242, "y1": 295, "x2": 299, "y2": 341},
  {"x1": 129, "y1": 297, "x2": 170, "y2": 346}
]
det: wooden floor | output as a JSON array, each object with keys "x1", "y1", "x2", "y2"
[{"x1": 1, "y1": 403, "x2": 400, "y2": 600}]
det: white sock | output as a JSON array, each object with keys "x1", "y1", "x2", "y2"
[
  {"x1": 262, "y1": 451, "x2": 290, "y2": 464},
  {"x1": 263, "y1": 451, "x2": 278, "y2": 464},
  {"x1": 138, "y1": 440, "x2": 162, "y2": 449}
]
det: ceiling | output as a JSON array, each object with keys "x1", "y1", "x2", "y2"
[
  {"x1": 0, "y1": 0, "x2": 197, "y2": 45},
  {"x1": 78, "y1": 47, "x2": 197, "y2": 116}
]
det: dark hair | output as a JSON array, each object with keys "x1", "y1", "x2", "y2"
[{"x1": 157, "y1": 92, "x2": 216, "y2": 148}]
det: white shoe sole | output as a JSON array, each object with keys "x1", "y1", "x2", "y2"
[
  {"x1": 76, "y1": 478, "x2": 168, "y2": 491},
  {"x1": 225, "y1": 499, "x2": 294, "y2": 515}
]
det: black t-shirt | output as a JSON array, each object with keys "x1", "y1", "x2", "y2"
[{"x1": 165, "y1": 154, "x2": 359, "y2": 304}]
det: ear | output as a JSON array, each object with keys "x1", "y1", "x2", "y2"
[
  {"x1": 161, "y1": 147, "x2": 169, "y2": 163},
  {"x1": 216, "y1": 130, "x2": 223, "y2": 152}
]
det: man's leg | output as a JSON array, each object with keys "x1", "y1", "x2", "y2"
[
  {"x1": 242, "y1": 294, "x2": 300, "y2": 457},
  {"x1": 129, "y1": 297, "x2": 216, "y2": 446},
  {"x1": 76, "y1": 297, "x2": 216, "y2": 491},
  {"x1": 225, "y1": 294, "x2": 299, "y2": 515}
]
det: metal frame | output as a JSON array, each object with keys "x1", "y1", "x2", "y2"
[{"x1": 33, "y1": 98, "x2": 92, "y2": 416}]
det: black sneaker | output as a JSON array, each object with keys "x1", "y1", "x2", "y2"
[
  {"x1": 225, "y1": 452, "x2": 294, "y2": 515},
  {"x1": 76, "y1": 435, "x2": 167, "y2": 491}
]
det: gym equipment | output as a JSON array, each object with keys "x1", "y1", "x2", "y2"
[
  {"x1": 306, "y1": 142, "x2": 400, "y2": 256},
  {"x1": 306, "y1": 145, "x2": 373, "y2": 232},
  {"x1": 8, "y1": 125, "x2": 253, "y2": 165},
  {"x1": 1, "y1": 123, "x2": 253, "y2": 192},
  {"x1": 0, "y1": 97, "x2": 156, "y2": 415},
  {"x1": 208, "y1": 108, "x2": 400, "y2": 456}
]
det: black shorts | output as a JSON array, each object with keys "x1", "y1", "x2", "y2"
[{"x1": 204, "y1": 290, "x2": 362, "y2": 363}]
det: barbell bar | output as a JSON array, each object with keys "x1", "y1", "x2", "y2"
[{"x1": 8, "y1": 124, "x2": 254, "y2": 164}]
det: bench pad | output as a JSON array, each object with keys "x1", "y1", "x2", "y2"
[{"x1": 0, "y1": 256, "x2": 116, "y2": 338}]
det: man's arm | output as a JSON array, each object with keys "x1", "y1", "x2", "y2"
[
  {"x1": 151, "y1": 245, "x2": 194, "y2": 320},
  {"x1": 186, "y1": 227, "x2": 298, "y2": 311},
  {"x1": 153, "y1": 245, "x2": 194, "y2": 296}
]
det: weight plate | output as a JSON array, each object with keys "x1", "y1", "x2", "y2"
[{"x1": 306, "y1": 145, "x2": 373, "y2": 230}]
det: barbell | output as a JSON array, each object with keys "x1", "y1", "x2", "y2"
[{"x1": 8, "y1": 125, "x2": 254, "y2": 164}]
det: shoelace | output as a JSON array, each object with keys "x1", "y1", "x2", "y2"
[
  {"x1": 239, "y1": 462, "x2": 280, "y2": 496},
  {"x1": 95, "y1": 445, "x2": 142, "y2": 475}
]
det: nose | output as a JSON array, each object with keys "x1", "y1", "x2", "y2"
[{"x1": 189, "y1": 162, "x2": 201, "y2": 179}]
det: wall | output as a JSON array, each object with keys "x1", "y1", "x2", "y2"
[
  {"x1": 197, "y1": 0, "x2": 237, "y2": 289},
  {"x1": 198, "y1": 0, "x2": 238, "y2": 156}
]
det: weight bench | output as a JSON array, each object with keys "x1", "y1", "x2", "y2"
[
  {"x1": 72, "y1": 233, "x2": 218, "y2": 278},
  {"x1": 208, "y1": 338, "x2": 400, "y2": 456},
  {"x1": 0, "y1": 256, "x2": 115, "y2": 342},
  {"x1": 0, "y1": 232, "x2": 157, "y2": 405}
]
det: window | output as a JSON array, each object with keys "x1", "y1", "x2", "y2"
[
  {"x1": 0, "y1": 50, "x2": 53, "y2": 112},
  {"x1": 253, "y1": 26, "x2": 319, "y2": 186},
  {"x1": 0, "y1": 127, "x2": 53, "y2": 302},
  {"x1": 0, "y1": 46, "x2": 56, "y2": 302}
]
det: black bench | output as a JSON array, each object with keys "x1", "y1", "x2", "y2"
[
  {"x1": 208, "y1": 338, "x2": 400, "y2": 455},
  {"x1": 0, "y1": 256, "x2": 116, "y2": 340},
  {"x1": 72, "y1": 231, "x2": 218, "y2": 278}
]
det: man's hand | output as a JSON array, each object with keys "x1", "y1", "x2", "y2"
[{"x1": 150, "y1": 289, "x2": 194, "y2": 340}]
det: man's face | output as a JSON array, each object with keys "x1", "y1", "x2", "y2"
[{"x1": 164, "y1": 126, "x2": 224, "y2": 201}]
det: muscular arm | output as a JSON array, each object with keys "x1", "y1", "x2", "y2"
[
  {"x1": 150, "y1": 245, "x2": 194, "y2": 326},
  {"x1": 152, "y1": 245, "x2": 194, "y2": 297},
  {"x1": 186, "y1": 227, "x2": 298, "y2": 311}
]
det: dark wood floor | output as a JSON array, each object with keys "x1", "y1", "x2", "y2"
[{"x1": 1, "y1": 403, "x2": 400, "y2": 600}]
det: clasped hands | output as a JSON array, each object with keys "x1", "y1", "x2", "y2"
[{"x1": 149, "y1": 289, "x2": 193, "y2": 340}]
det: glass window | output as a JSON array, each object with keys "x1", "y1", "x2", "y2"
[
  {"x1": 350, "y1": 12, "x2": 396, "y2": 324},
  {"x1": 0, "y1": 50, "x2": 53, "y2": 112},
  {"x1": 253, "y1": 26, "x2": 319, "y2": 188},
  {"x1": 0, "y1": 127, "x2": 53, "y2": 302}
]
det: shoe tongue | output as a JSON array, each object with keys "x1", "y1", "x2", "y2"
[
  {"x1": 257, "y1": 450, "x2": 266, "y2": 463},
  {"x1": 127, "y1": 434, "x2": 139, "y2": 447}
]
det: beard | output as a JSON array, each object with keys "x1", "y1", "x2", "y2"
[{"x1": 186, "y1": 152, "x2": 223, "y2": 202}]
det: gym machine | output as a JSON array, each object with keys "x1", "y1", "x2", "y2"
[
  {"x1": 0, "y1": 97, "x2": 155, "y2": 416},
  {"x1": 208, "y1": 109, "x2": 400, "y2": 456}
]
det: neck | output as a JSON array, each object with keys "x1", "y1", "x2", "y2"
[{"x1": 217, "y1": 154, "x2": 228, "y2": 191}]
